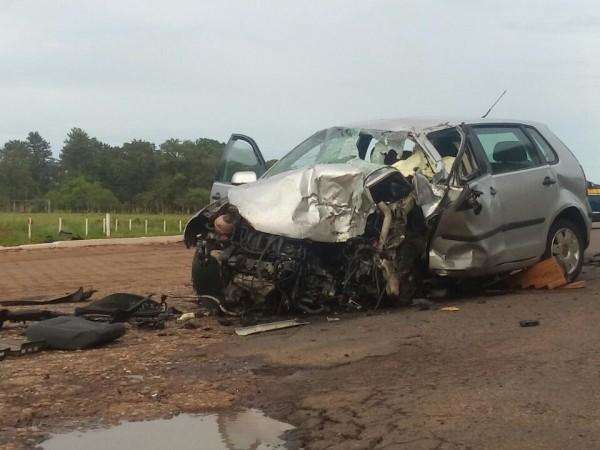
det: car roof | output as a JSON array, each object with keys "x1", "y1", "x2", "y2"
[{"x1": 343, "y1": 117, "x2": 547, "y2": 133}]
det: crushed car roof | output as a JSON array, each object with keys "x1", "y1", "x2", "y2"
[{"x1": 343, "y1": 117, "x2": 547, "y2": 133}]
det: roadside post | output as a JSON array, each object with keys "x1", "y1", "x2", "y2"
[
  {"x1": 179, "y1": 219, "x2": 182, "y2": 233},
  {"x1": 105, "y1": 213, "x2": 111, "y2": 237},
  {"x1": 27, "y1": 217, "x2": 32, "y2": 241},
  {"x1": 129, "y1": 219, "x2": 132, "y2": 231},
  {"x1": 58, "y1": 217, "x2": 62, "y2": 233},
  {"x1": 115, "y1": 218, "x2": 119, "y2": 232},
  {"x1": 85, "y1": 218, "x2": 89, "y2": 237},
  {"x1": 163, "y1": 219, "x2": 166, "y2": 233},
  {"x1": 145, "y1": 219, "x2": 148, "y2": 235}
]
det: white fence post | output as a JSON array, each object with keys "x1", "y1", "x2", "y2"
[
  {"x1": 58, "y1": 217, "x2": 62, "y2": 233},
  {"x1": 85, "y1": 218, "x2": 89, "y2": 237},
  {"x1": 106, "y1": 213, "x2": 111, "y2": 237},
  {"x1": 144, "y1": 219, "x2": 148, "y2": 235},
  {"x1": 102, "y1": 218, "x2": 106, "y2": 234},
  {"x1": 129, "y1": 219, "x2": 132, "y2": 231},
  {"x1": 115, "y1": 218, "x2": 119, "y2": 232},
  {"x1": 179, "y1": 219, "x2": 182, "y2": 233},
  {"x1": 163, "y1": 219, "x2": 166, "y2": 233},
  {"x1": 27, "y1": 217, "x2": 32, "y2": 241}
]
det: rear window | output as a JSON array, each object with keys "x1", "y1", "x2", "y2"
[{"x1": 525, "y1": 127, "x2": 558, "y2": 164}]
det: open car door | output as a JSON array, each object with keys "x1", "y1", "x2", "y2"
[
  {"x1": 210, "y1": 134, "x2": 267, "y2": 201},
  {"x1": 427, "y1": 125, "x2": 508, "y2": 275}
]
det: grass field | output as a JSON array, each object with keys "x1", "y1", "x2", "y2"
[{"x1": 0, "y1": 212, "x2": 191, "y2": 247}]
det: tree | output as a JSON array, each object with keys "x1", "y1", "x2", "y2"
[
  {"x1": 26, "y1": 131, "x2": 56, "y2": 193},
  {"x1": 0, "y1": 140, "x2": 37, "y2": 201},
  {"x1": 60, "y1": 128, "x2": 105, "y2": 180},
  {"x1": 1, "y1": 128, "x2": 226, "y2": 212}
]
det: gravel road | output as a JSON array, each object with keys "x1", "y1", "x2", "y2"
[{"x1": 2, "y1": 231, "x2": 600, "y2": 449}]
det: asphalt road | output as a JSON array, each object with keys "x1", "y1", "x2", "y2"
[{"x1": 2, "y1": 231, "x2": 600, "y2": 449}]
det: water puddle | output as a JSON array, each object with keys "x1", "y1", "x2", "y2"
[{"x1": 40, "y1": 408, "x2": 295, "y2": 450}]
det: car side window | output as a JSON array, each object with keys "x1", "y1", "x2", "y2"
[
  {"x1": 472, "y1": 126, "x2": 543, "y2": 175},
  {"x1": 525, "y1": 127, "x2": 558, "y2": 164}
]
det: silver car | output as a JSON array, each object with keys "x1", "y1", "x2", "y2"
[{"x1": 187, "y1": 118, "x2": 591, "y2": 312}]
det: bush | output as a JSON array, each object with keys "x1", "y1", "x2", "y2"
[{"x1": 47, "y1": 176, "x2": 121, "y2": 211}]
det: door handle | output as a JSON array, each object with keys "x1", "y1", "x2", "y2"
[
  {"x1": 489, "y1": 186, "x2": 497, "y2": 196},
  {"x1": 542, "y1": 176, "x2": 556, "y2": 186},
  {"x1": 211, "y1": 192, "x2": 221, "y2": 200}
]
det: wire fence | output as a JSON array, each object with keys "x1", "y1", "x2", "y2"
[{"x1": 0, "y1": 212, "x2": 188, "y2": 246}]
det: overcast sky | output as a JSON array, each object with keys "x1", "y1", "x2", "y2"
[{"x1": 1, "y1": 0, "x2": 599, "y2": 177}]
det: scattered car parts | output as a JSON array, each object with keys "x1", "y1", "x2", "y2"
[
  {"x1": 235, "y1": 319, "x2": 309, "y2": 336},
  {"x1": 0, "y1": 287, "x2": 96, "y2": 307},
  {"x1": 25, "y1": 316, "x2": 127, "y2": 350}
]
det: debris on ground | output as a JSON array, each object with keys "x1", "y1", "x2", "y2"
[
  {"x1": 439, "y1": 306, "x2": 460, "y2": 312},
  {"x1": 0, "y1": 287, "x2": 96, "y2": 307},
  {"x1": 562, "y1": 280, "x2": 586, "y2": 289},
  {"x1": 25, "y1": 316, "x2": 127, "y2": 350},
  {"x1": 519, "y1": 319, "x2": 540, "y2": 328},
  {"x1": 0, "y1": 309, "x2": 64, "y2": 328},
  {"x1": 235, "y1": 319, "x2": 309, "y2": 336},
  {"x1": 326, "y1": 316, "x2": 341, "y2": 322},
  {"x1": 177, "y1": 312, "x2": 196, "y2": 323},
  {"x1": 74, "y1": 293, "x2": 179, "y2": 327},
  {"x1": 0, "y1": 340, "x2": 47, "y2": 360},
  {"x1": 511, "y1": 257, "x2": 567, "y2": 289}
]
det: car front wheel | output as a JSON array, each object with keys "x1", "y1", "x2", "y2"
[{"x1": 544, "y1": 218, "x2": 584, "y2": 283}]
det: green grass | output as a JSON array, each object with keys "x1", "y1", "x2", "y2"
[{"x1": 0, "y1": 212, "x2": 191, "y2": 247}]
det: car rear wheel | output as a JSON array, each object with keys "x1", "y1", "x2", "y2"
[{"x1": 544, "y1": 218, "x2": 584, "y2": 283}]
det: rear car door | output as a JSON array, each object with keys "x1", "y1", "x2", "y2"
[
  {"x1": 210, "y1": 134, "x2": 267, "y2": 201},
  {"x1": 470, "y1": 124, "x2": 559, "y2": 262}
]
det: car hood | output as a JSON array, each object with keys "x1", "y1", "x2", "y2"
[{"x1": 228, "y1": 162, "x2": 383, "y2": 242}]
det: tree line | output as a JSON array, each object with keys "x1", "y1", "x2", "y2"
[{"x1": 0, "y1": 128, "x2": 225, "y2": 212}]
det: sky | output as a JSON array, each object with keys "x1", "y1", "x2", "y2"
[{"x1": 1, "y1": 0, "x2": 599, "y2": 177}]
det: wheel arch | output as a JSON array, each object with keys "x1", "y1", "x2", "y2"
[{"x1": 550, "y1": 206, "x2": 589, "y2": 248}]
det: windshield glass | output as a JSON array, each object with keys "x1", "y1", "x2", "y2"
[{"x1": 265, "y1": 127, "x2": 415, "y2": 178}]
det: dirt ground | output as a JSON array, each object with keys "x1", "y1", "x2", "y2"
[{"x1": 2, "y1": 234, "x2": 600, "y2": 449}]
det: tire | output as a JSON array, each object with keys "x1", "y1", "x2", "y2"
[
  {"x1": 544, "y1": 218, "x2": 584, "y2": 283},
  {"x1": 191, "y1": 248, "x2": 224, "y2": 297}
]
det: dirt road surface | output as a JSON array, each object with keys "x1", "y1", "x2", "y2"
[{"x1": 2, "y1": 233, "x2": 600, "y2": 449}]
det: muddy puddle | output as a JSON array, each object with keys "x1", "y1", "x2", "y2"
[{"x1": 40, "y1": 408, "x2": 295, "y2": 449}]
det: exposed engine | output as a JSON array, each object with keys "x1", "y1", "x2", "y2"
[{"x1": 187, "y1": 169, "x2": 430, "y2": 316}]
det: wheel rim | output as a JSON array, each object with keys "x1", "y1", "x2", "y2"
[{"x1": 551, "y1": 227, "x2": 581, "y2": 276}]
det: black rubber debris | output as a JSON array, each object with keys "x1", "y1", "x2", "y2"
[
  {"x1": 519, "y1": 319, "x2": 540, "y2": 327},
  {"x1": 25, "y1": 316, "x2": 126, "y2": 350}
]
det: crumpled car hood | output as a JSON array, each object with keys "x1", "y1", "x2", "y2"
[{"x1": 228, "y1": 163, "x2": 380, "y2": 242}]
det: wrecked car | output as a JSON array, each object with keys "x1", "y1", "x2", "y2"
[{"x1": 185, "y1": 118, "x2": 591, "y2": 314}]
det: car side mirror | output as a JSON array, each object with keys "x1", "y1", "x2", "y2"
[{"x1": 231, "y1": 171, "x2": 257, "y2": 185}]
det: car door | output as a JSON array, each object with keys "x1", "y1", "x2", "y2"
[
  {"x1": 210, "y1": 134, "x2": 267, "y2": 202},
  {"x1": 469, "y1": 124, "x2": 559, "y2": 262},
  {"x1": 428, "y1": 127, "x2": 508, "y2": 274}
]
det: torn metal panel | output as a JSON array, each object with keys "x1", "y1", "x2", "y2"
[
  {"x1": 228, "y1": 163, "x2": 380, "y2": 243},
  {"x1": 235, "y1": 319, "x2": 309, "y2": 336}
]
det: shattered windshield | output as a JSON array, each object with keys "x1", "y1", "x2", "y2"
[{"x1": 265, "y1": 127, "x2": 414, "y2": 178}]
